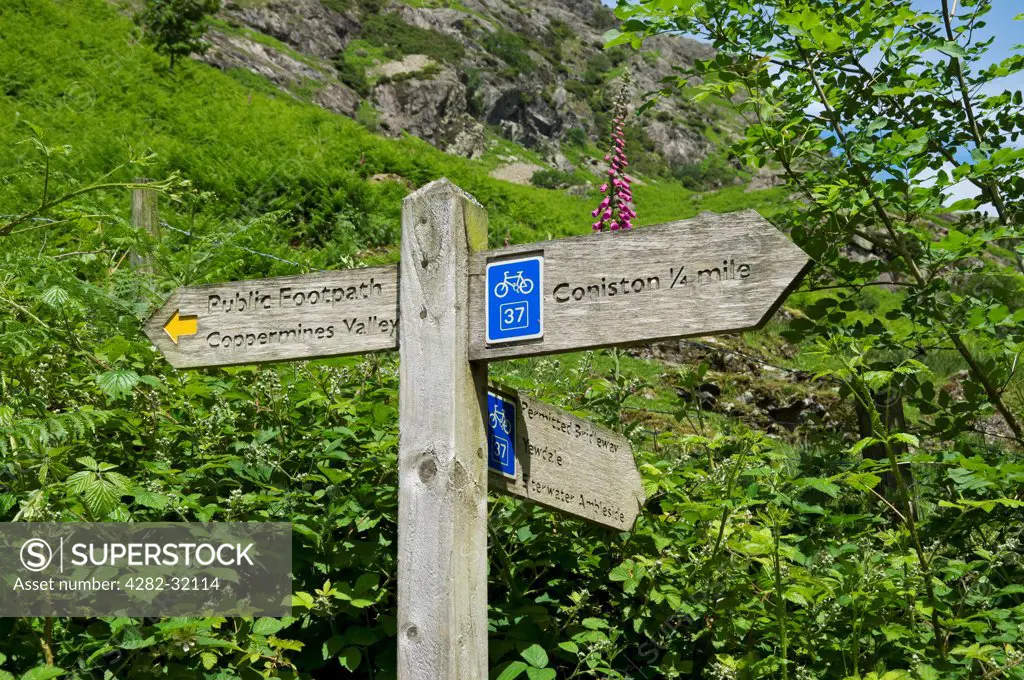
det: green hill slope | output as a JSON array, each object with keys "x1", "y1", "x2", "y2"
[{"x1": 0, "y1": 0, "x2": 787, "y2": 277}]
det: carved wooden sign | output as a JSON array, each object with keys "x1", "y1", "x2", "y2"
[
  {"x1": 468, "y1": 210, "x2": 810, "y2": 360},
  {"x1": 144, "y1": 266, "x2": 399, "y2": 369},
  {"x1": 486, "y1": 387, "x2": 645, "y2": 531}
]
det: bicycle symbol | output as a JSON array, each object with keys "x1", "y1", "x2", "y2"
[
  {"x1": 493, "y1": 270, "x2": 534, "y2": 298},
  {"x1": 489, "y1": 408, "x2": 511, "y2": 435}
]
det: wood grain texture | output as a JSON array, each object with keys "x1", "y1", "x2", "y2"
[
  {"x1": 488, "y1": 387, "x2": 645, "y2": 531},
  {"x1": 130, "y1": 179, "x2": 160, "y2": 274},
  {"x1": 397, "y1": 179, "x2": 489, "y2": 680},
  {"x1": 143, "y1": 266, "x2": 398, "y2": 368},
  {"x1": 468, "y1": 210, "x2": 811, "y2": 360}
]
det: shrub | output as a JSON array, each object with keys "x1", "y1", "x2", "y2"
[
  {"x1": 530, "y1": 168, "x2": 578, "y2": 189},
  {"x1": 355, "y1": 100, "x2": 380, "y2": 132},
  {"x1": 136, "y1": 0, "x2": 220, "y2": 70},
  {"x1": 563, "y1": 79, "x2": 593, "y2": 99},
  {"x1": 333, "y1": 52, "x2": 371, "y2": 96},
  {"x1": 584, "y1": 52, "x2": 612, "y2": 85},
  {"x1": 565, "y1": 126, "x2": 587, "y2": 147},
  {"x1": 673, "y1": 155, "x2": 737, "y2": 191},
  {"x1": 360, "y1": 13, "x2": 465, "y2": 63},
  {"x1": 481, "y1": 28, "x2": 534, "y2": 75}
]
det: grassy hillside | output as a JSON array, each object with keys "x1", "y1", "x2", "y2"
[{"x1": 0, "y1": 0, "x2": 787, "y2": 278}]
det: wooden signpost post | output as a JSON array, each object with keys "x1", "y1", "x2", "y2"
[
  {"x1": 486, "y1": 387, "x2": 644, "y2": 531},
  {"x1": 144, "y1": 178, "x2": 810, "y2": 680}
]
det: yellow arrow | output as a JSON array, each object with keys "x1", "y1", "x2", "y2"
[{"x1": 163, "y1": 310, "x2": 198, "y2": 344}]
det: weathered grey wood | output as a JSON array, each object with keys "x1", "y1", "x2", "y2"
[
  {"x1": 397, "y1": 179, "x2": 489, "y2": 680},
  {"x1": 143, "y1": 266, "x2": 398, "y2": 368},
  {"x1": 488, "y1": 387, "x2": 645, "y2": 531},
  {"x1": 468, "y1": 210, "x2": 810, "y2": 360},
  {"x1": 130, "y1": 178, "x2": 160, "y2": 274}
]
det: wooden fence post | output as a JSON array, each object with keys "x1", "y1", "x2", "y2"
[
  {"x1": 130, "y1": 178, "x2": 160, "y2": 274},
  {"x1": 397, "y1": 179, "x2": 490, "y2": 679},
  {"x1": 855, "y1": 386, "x2": 910, "y2": 503}
]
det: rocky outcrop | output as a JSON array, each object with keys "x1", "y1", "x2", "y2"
[
  {"x1": 374, "y1": 67, "x2": 486, "y2": 157},
  {"x1": 223, "y1": 0, "x2": 357, "y2": 60},
  {"x1": 205, "y1": 0, "x2": 725, "y2": 171}
]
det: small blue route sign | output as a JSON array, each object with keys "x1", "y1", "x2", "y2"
[
  {"x1": 486, "y1": 392, "x2": 517, "y2": 478},
  {"x1": 485, "y1": 255, "x2": 544, "y2": 344}
]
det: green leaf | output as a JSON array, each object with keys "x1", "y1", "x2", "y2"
[
  {"x1": 521, "y1": 644, "x2": 548, "y2": 669},
  {"x1": 338, "y1": 647, "x2": 361, "y2": 671},
  {"x1": 936, "y1": 41, "x2": 968, "y2": 58},
  {"x1": 581, "y1": 617, "x2": 608, "y2": 630},
  {"x1": 95, "y1": 369, "x2": 141, "y2": 400},
  {"x1": 496, "y1": 661, "x2": 528, "y2": 680},
  {"x1": 119, "y1": 636, "x2": 156, "y2": 650},
  {"x1": 200, "y1": 652, "x2": 217, "y2": 670},
  {"x1": 558, "y1": 641, "x2": 579, "y2": 654},
  {"x1": 526, "y1": 669, "x2": 556, "y2": 680},
  {"x1": 20, "y1": 668, "x2": 65, "y2": 680},
  {"x1": 850, "y1": 437, "x2": 879, "y2": 455},
  {"x1": 891, "y1": 433, "x2": 919, "y2": 448},
  {"x1": 251, "y1": 618, "x2": 288, "y2": 636},
  {"x1": 323, "y1": 635, "x2": 345, "y2": 660},
  {"x1": 40, "y1": 286, "x2": 71, "y2": 309},
  {"x1": 608, "y1": 561, "x2": 634, "y2": 582}
]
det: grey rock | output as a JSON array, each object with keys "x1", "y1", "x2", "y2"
[
  {"x1": 314, "y1": 83, "x2": 360, "y2": 117},
  {"x1": 546, "y1": 151, "x2": 575, "y2": 172},
  {"x1": 645, "y1": 119, "x2": 713, "y2": 168},
  {"x1": 222, "y1": 0, "x2": 357, "y2": 59},
  {"x1": 745, "y1": 167, "x2": 786, "y2": 193},
  {"x1": 203, "y1": 0, "x2": 726, "y2": 169},
  {"x1": 199, "y1": 31, "x2": 325, "y2": 88}
]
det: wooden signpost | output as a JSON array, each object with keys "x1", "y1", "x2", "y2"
[
  {"x1": 468, "y1": 210, "x2": 810, "y2": 360},
  {"x1": 486, "y1": 387, "x2": 644, "y2": 531},
  {"x1": 144, "y1": 178, "x2": 810, "y2": 680},
  {"x1": 144, "y1": 267, "x2": 398, "y2": 368}
]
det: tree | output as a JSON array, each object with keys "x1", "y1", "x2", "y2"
[
  {"x1": 611, "y1": 0, "x2": 1024, "y2": 446},
  {"x1": 137, "y1": 0, "x2": 221, "y2": 71}
]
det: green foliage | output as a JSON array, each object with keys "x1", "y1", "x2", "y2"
[
  {"x1": 529, "y1": 168, "x2": 579, "y2": 190},
  {"x1": 565, "y1": 126, "x2": 588, "y2": 147},
  {"x1": 359, "y1": 13, "x2": 465, "y2": 64},
  {"x1": 332, "y1": 52, "x2": 372, "y2": 96},
  {"x1": 611, "y1": 0, "x2": 1024, "y2": 676},
  {"x1": 673, "y1": 154, "x2": 738, "y2": 191},
  {"x1": 481, "y1": 28, "x2": 535, "y2": 76},
  {"x1": 5, "y1": 0, "x2": 1024, "y2": 679},
  {"x1": 137, "y1": 0, "x2": 220, "y2": 70},
  {"x1": 354, "y1": 100, "x2": 380, "y2": 133}
]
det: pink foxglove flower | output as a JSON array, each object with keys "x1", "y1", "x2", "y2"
[{"x1": 589, "y1": 78, "x2": 636, "y2": 232}]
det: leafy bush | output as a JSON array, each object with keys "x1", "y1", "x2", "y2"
[
  {"x1": 563, "y1": 79, "x2": 594, "y2": 100},
  {"x1": 529, "y1": 168, "x2": 578, "y2": 189},
  {"x1": 480, "y1": 28, "x2": 534, "y2": 75},
  {"x1": 136, "y1": 0, "x2": 220, "y2": 70},
  {"x1": 333, "y1": 52, "x2": 371, "y2": 96},
  {"x1": 360, "y1": 13, "x2": 464, "y2": 64},
  {"x1": 565, "y1": 126, "x2": 588, "y2": 147},
  {"x1": 584, "y1": 52, "x2": 613, "y2": 85},
  {"x1": 673, "y1": 155, "x2": 737, "y2": 191}
]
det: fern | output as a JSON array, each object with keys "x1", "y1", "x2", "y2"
[{"x1": 0, "y1": 408, "x2": 111, "y2": 454}]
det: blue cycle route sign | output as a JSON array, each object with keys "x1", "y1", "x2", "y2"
[
  {"x1": 486, "y1": 392, "x2": 517, "y2": 478},
  {"x1": 485, "y1": 256, "x2": 543, "y2": 344}
]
